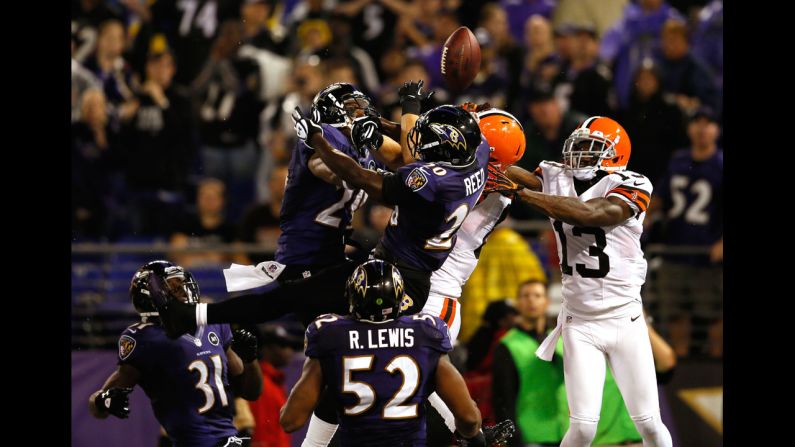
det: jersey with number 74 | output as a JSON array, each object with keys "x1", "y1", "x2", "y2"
[{"x1": 537, "y1": 161, "x2": 653, "y2": 319}]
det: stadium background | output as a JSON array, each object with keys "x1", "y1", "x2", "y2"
[{"x1": 70, "y1": 0, "x2": 723, "y2": 445}]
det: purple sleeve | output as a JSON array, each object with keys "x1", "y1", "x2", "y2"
[
  {"x1": 117, "y1": 329, "x2": 148, "y2": 369},
  {"x1": 396, "y1": 164, "x2": 437, "y2": 202}
]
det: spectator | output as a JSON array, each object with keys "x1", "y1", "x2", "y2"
[
  {"x1": 455, "y1": 30, "x2": 509, "y2": 108},
  {"x1": 192, "y1": 19, "x2": 265, "y2": 222},
  {"x1": 248, "y1": 321, "x2": 304, "y2": 447},
  {"x1": 477, "y1": 3, "x2": 525, "y2": 103},
  {"x1": 552, "y1": 0, "x2": 627, "y2": 37},
  {"x1": 239, "y1": 163, "x2": 289, "y2": 265},
  {"x1": 691, "y1": 0, "x2": 722, "y2": 91},
  {"x1": 492, "y1": 280, "x2": 566, "y2": 446},
  {"x1": 319, "y1": 13, "x2": 381, "y2": 95},
  {"x1": 393, "y1": 0, "x2": 442, "y2": 50},
  {"x1": 561, "y1": 24, "x2": 613, "y2": 117},
  {"x1": 500, "y1": 0, "x2": 556, "y2": 43},
  {"x1": 72, "y1": 89, "x2": 116, "y2": 239},
  {"x1": 83, "y1": 19, "x2": 137, "y2": 108},
  {"x1": 656, "y1": 18, "x2": 720, "y2": 118},
  {"x1": 334, "y1": 0, "x2": 398, "y2": 62},
  {"x1": 72, "y1": 37, "x2": 102, "y2": 123},
  {"x1": 145, "y1": 0, "x2": 241, "y2": 87},
  {"x1": 325, "y1": 58, "x2": 362, "y2": 87},
  {"x1": 647, "y1": 107, "x2": 723, "y2": 357},
  {"x1": 241, "y1": 0, "x2": 289, "y2": 55},
  {"x1": 618, "y1": 58, "x2": 688, "y2": 184},
  {"x1": 119, "y1": 49, "x2": 196, "y2": 236},
  {"x1": 71, "y1": 0, "x2": 125, "y2": 62},
  {"x1": 375, "y1": 46, "x2": 408, "y2": 104},
  {"x1": 170, "y1": 178, "x2": 238, "y2": 268},
  {"x1": 517, "y1": 87, "x2": 585, "y2": 173},
  {"x1": 519, "y1": 14, "x2": 556, "y2": 91},
  {"x1": 599, "y1": 0, "x2": 684, "y2": 109},
  {"x1": 405, "y1": 8, "x2": 461, "y2": 90}
]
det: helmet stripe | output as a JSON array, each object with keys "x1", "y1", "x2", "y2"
[{"x1": 581, "y1": 116, "x2": 601, "y2": 129}]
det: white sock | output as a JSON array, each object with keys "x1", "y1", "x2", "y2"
[
  {"x1": 301, "y1": 413, "x2": 338, "y2": 447},
  {"x1": 633, "y1": 413, "x2": 673, "y2": 447},
  {"x1": 196, "y1": 303, "x2": 208, "y2": 327},
  {"x1": 428, "y1": 392, "x2": 457, "y2": 433}
]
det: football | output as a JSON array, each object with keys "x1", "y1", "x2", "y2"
[{"x1": 441, "y1": 26, "x2": 481, "y2": 92}]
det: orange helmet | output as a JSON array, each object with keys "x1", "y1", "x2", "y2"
[
  {"x1": 477, "y1": 109, "x2": 526, "y2": 171},
  {"x1": 563, "y1": 116, "x2": 631, "y2": 180}
]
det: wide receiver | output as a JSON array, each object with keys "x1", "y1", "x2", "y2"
[{"x1": 489, "y1": 117, "x2": 673, "y2": 447}]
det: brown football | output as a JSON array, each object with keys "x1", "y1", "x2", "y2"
[{"x1": 441, "y1": 26, "x2": 481, "y2": 92}]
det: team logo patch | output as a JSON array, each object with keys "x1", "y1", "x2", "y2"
[
  {"x1": 208, "y1": 332, "x2": 220, "y2": 346},
  {"x1": 400, "y1": 295, "x2": 414, "y2": 312},
  {"x1": 119, "y1": 335, "x2": 136, "y2": 360},
  {"x1": 428, "y1": 123, "x2": 467, "y2": 152},
  {"x1": 405, "y1": 168, "x2": 429, "y2": 192},
  {"x1": 566, "y1": 315, "x2": 572, "y2": 324},
  {"x1": 631, "y1": 191, "x2": 638, "y2": 200}
]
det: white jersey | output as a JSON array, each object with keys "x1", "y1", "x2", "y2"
[
  {"x1": 429, "y1": 192, "x2": 513, "y2": 299},
  {"x1": 537, "y1": 161, "x2": 652, "y2": 319}
]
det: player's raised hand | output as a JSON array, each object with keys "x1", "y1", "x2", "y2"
[
  {"x1": 232, "y1": 329, "x2": 259, "y2": 363},
  {"x1": 484, "y1": 163, "x2": 521, "y2": 199},
  {"x1": 292, "y1": 107, "x2": 323, "y2": 144},
  {"x1": 351, "y1": 114, "x2": 384, "y2": 154},
  {"x1": 398, "y1": 79, "x2": 434, "y2": 115},
  {"x1": 95, "y1": 387, "x2": 133, "y2": 419}
]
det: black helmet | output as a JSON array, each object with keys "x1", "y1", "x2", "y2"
[
  {"x1": 346, "y1": 260, "x2": 405, "y2": 322},
  {"x1": 311, "y1": 82, "x2": 360, "y2": 127},
  {"x1": 407, "y1": 105, "x2": 482, "y2": 167},
  {"x1": 129, "y1": 260, "x2": 200, "y2": 316}
]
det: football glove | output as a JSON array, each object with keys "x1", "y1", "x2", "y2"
[
  {"x1": 398, "y1": 79, "x2": 434, "y2": 115},
  {"x1": 484, "y1": 163, "x2": 522, "y2": 199},
  {"x1": 351, "y1": 114, "x2": 384, "y2": 155},
  {"x1": 95, "y1": 387, "x2": 133, "y2": 419},
  {"x1": 232, "y1": 329, "x2": 259, "y2": 363},
  {"x1": 292, "y1": 106, "x2": 324, "y2": 145}
]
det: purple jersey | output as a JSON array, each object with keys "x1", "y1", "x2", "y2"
[
  {"x1": 117, "y1": 322, "x2": 236, "y2": 447},
  {"x1": 305, "y1": 313, "x2": 453, "y2": 446},
  {"x1": 379, "y1": 136, "x2": 491, "y2": 271},
  {"x1": 276, "y1": 124, "x2": 367, "y2": 266},
  {"x1": 656, "y1": 149, "x2": 723, "y2": 262}
]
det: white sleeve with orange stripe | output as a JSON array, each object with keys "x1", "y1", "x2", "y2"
[{"x1": 605, "y1": 172, "x2": 653, "y2": 216}]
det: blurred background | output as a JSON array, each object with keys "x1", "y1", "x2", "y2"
[{"x1": 71, "y1": 0, "x2": 723, "y2": 446}]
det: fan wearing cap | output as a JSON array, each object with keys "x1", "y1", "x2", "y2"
[
  {"x1": 88, "y1": 261, "x2": 263, "y2": 447},
  {"x1": 279, "y1": 260, "x2": 515, "y2": 447},
  {"x1": 486, "y1": 117, "x2": 673, "y2": 447}
]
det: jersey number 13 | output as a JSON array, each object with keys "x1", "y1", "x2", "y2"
[{"x1": 552, "y1": 220, "x2": 610, "y2": 278}]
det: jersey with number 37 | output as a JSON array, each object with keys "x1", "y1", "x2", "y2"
[
  {"x1": 537, "y1": 161, "x2": 653, "y2": 319},
  {"x1": 305, "y1": 313, "x2": 452, "y2": 446}
]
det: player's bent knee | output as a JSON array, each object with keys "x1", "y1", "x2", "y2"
[{"x1": 632, "y1": 413, "x2": 664, "y2": 437}]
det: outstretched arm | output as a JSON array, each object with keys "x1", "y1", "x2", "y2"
[
  {"x1": 505, "y1": 165, "x2": 542, "y2": 192},
  {"x1": 514, "y1": 189, "x2": 634, "y2": 227},
  {"x1": 308, "y1": 132, "x2": 386, "y2": 201}
]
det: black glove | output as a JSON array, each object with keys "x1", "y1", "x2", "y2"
[
  {"x1": 484, "y1": 163, "x2": 521, "y2": 199},
  {"x1": 292, "y1": 106, "x2": 323, "y2": 145},
  {"x1": 456, "y1": 420, "x2": 515, "y2": 447},
  {"x1": 351, "y1": 114, "x2": 384, "y2": 156},
  {"x1": 232, "y1": 329, "x2": 258, "y2": 363},
  {"x1": 158, "y1": 300, "x2": 198, "y2": 339},
  {"x1": 95, "y1": 387, "x2": 133, "y2": 419},
  {"x1": 398, "y1": 79, "x2": 434, "y2": 115},
  {"x1": 483, "y1": 420, "x2": 516, "y2": 446}
]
